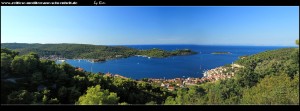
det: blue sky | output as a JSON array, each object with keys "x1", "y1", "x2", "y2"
[{"x1": 1, "y1": 6, "x2": 299, "y2": 46}]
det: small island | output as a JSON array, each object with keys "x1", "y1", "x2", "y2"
[
  {"x1": 211, "y1": 52, "x2": 231, "y2": 54},
  {"x1": 171, "y1": 49, "x2": 198, "y2": 56},
  {"x1": 138, "y1": 48, "x2": 198, "y2": 58}
]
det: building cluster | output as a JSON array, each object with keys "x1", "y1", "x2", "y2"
[
  {"x1": 75, "y1": 67, "x2": 84, "y2": 72},
  {"x1": 73, "y1": 63, "x2": 243, "y2": 91},
  {"x1": 146, "y1": 63, "x2": 244, "y2": 91},
  {"x1": 146, "y1": 77, "x2": 201, "y2": 91},
  {"x1": 40, "y1": 55, "x2": 66, "y2": 61},
  {"x1": 112, "y1": 74, "x2": 128, "y2": 79},
  {"x1": 102, "y1": 72, "x2": 128, "y2": 79},
  {"x1": 201, "y1": 64, "x2": 243, "y2": 82},
  {"x1": 202, "y1": 66, "x2": 234, "y2": 82}
]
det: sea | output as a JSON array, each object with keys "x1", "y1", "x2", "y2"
[{"x1": 56, "y1": 45, "x2": 292, "y2": 79}]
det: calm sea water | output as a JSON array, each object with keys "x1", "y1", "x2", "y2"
[{"x1": 57, "y1": 45, "x2": 290, "y2": 79}]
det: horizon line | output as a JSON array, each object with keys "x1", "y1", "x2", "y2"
[{"x1": 1, "y1": 42, "x2": 297, "y2": 47}]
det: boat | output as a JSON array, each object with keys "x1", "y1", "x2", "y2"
[
  {"x1": 88, "y1": 59, "x2": 95, "y2": 63},
  {"x1": 148, "y1": 57, "x2": 151, "y2": 59},
  {"x1": 58, "y1": 59, "x2": 65, "y2": 62}
]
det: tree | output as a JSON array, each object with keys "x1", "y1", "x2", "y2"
[
  {"x1": 68, "y1": 86, "x2": 81, "y2": 103},
  {"x1": 236, "y1": 68, "x2": 259, "y2": 88},
  {"x1": 7, "y1": 90, "x2": 33, "y2": 104},
  {"x1": 32, "y1": 91, "x2": 43, "y2": 104},
  {"x1": 145, "y1": 101, "x2": 157, "y2": 105},
  {"x1": 73, "y1": 75, "x2": 88, "y2": 92},
  {"x1": 296, "y1": 39, "x2": 299, "y2": 46},
  {"x1": 119, "y1": 102, "x2": 128, "y2": 105},
  {"x1": 48, "y1": 98, "x2": 60, "y2": 104},
  {"x1": 1, "y1": 53, "x2": 13, "y2": 78},
  {"x1": 1, "y1": 48, "x2": 19, "y2": 58},
  {"x1": 241, "y1": 73, "x2": 299, "y2": 104},
  {"x1": 184, "y1": 86, "x2": 206, "y2": 104},
  {"x1": 31, "y1": 72, "x2": 43, "y2": 86},
  {"x1": 23, "y1": 54, "x2": 39, "y2": 74},
  {"x1": 41, "y1": 89, "x2": 51, "y2": 104},
  {"x1": 59, "y1": 62, "x2": 76, "y2": 77},
  {"x1": 29, "y1": 52, "x2": 39, "y2": 60},
  {"x1": 77, "y1": 85, "x2": 119, "y2": 105},
  {"x1": 164, "y1": 96, "x2": 177, "y2": 105},
  {"x1": 11, "y1": 56, "x2": 26, "y2": 76},
  {"x1": 87, "y1": 74, "x2": 103, "y2": 85},
  {"x1": 42, "y1": 95, "x2": 48, "y2": 104},
  {"x1": 205, "y1": 82, "x2": 224, "y2": 104},
  {"x1": 58, "y1": 86, "x2": 68, "y2": 103}
]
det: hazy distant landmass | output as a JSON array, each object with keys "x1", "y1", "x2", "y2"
[{"x1": 1, "y1": 43, "x2": 197, "y2": 61}]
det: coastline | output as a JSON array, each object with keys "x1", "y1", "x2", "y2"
[{"x1": 71, "y1": 62, "x2": 244, "y2": 91}]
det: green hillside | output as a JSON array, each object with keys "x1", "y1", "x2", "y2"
[
  {"x1": 164, "y1": 47, "x2": 299, "y2": 104},
  {"x1": 1, "y1": 43, "x2": 197, "y2": 61}
]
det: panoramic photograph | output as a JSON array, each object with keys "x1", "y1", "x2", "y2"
[{"x1": 1, "y1": 6, "x2": 299, "y2": 105}]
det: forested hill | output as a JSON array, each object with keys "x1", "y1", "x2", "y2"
[
  {"x1": 164, "y1": 47, "x2": 299, "y2": 104},
  {"x1": 1, "y1": 43, "x2": 197, "y2": 60},
  {"x1": 1, "y1": 48, "x2": 174, "y2": 104}
]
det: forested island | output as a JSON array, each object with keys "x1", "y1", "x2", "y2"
[
  {"x1": 1, "y1": 41, "x2": 298, "y2": 104},
  {"x1": 1, "y1": 43, "x2": 197, "y2": 62},
  {"x1": 211, "y1": 52, "x2": 231, "y2": 54}
]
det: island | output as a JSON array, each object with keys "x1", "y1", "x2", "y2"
[
  {"x1": 137, "y1": 48, "x2": 197, "y2": 58},
  {"x1": 90, "y1": 58, "x2": 106, "y2": 62},
  {"x1": 1, "y1": 43, "x2": 198, "y2": 62},
  {"x1": 211, "y1": 52, "x2": 231, "y2": 54}
]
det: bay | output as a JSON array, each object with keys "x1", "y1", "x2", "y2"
[{"x1": 56, "y1": 45, "x2": 291, "y2": 79}]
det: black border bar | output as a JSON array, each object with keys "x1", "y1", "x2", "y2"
[{"x1": 1, "y1": 105, "x2": 299, "y2": 111}]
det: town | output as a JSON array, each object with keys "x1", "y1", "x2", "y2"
[
  {"x1": 75, "y1": 63, "x2": 244, "y2": 91},
  {"x1": 40, "y1": 55, "x2": 67, "y2": 61}
]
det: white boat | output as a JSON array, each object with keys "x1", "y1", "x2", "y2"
[
  {"x1": 148, "y1": 57, "x2": 151, "y2": 59},
  {"x1": 58, "y1": 59, "x2": 65, "y2": 62}
]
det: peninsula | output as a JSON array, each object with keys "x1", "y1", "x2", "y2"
[{"x1": 1, "y1": 43, "x2": 198, "y2": 62}]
